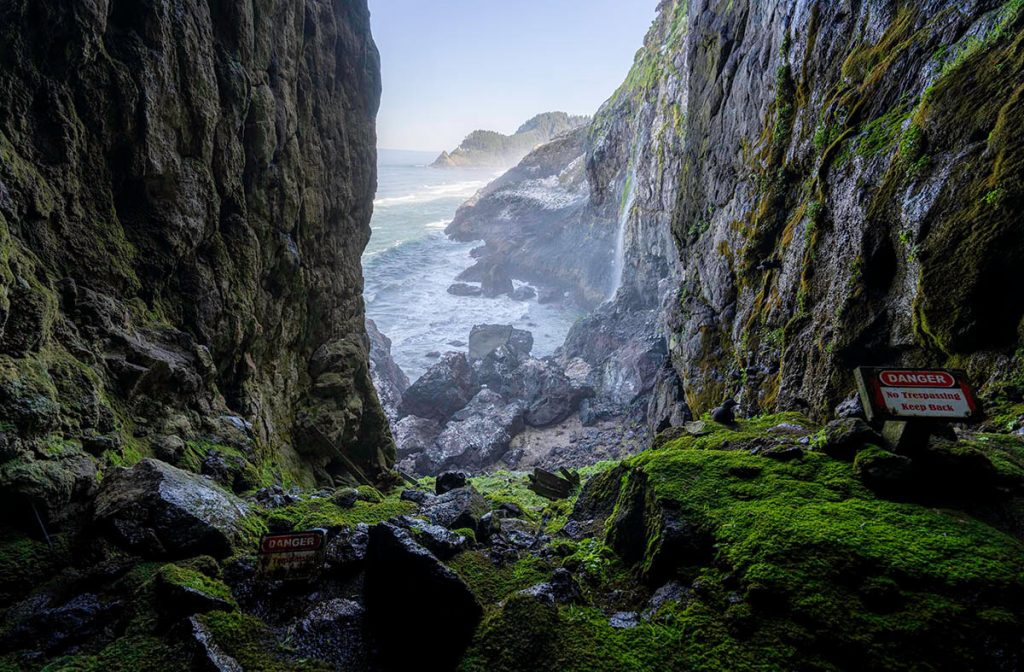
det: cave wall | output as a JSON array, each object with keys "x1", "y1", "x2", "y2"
[
  {"x1": 669, "y1": 0, "x2": 1024, "y2": 416},
  {"x1": 0, "y1": 0, "x2": 392, "y2": 518}
]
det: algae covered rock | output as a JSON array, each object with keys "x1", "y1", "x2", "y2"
[{"x1": 94, "y1": 459, "x2": 251, "y2": 559}]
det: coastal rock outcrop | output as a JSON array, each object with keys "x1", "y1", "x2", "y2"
[{"x1": 432, "y1": 112, "x2": 588, "y2": 169}]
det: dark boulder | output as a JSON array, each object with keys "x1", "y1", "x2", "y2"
[
  {"x1": 854, "y1": 446, "x2": 915, "y2": 494},
  {"x1": 393, "y1": 415, "x2": 442, "y2": 459},
  {"x1": 399, "y1": 352, "x2": 478, "y2": 422},
  {"x1": 647, "y1": 365, "x2": 693, "y2": 432},
  {"x1": 468, "y1": 324, "x2": 534, "y2": 362},
  {"x1": 93, "y1": 459, "x2": 250, "y2": 559},
  {"x1": 419, "y1": 486, "x2": 490, "y2": 530},
  {"x1": 517, "y1": 359, "x2": 580, "y2": 427},
  {"x1": 447, "y1": 282, "x2": 483, "y2": 297},
  {"x1": 325, "y1": 524, "x2": 370, "y2": 569},
  {"x1": 417, "y1": 390, "x2": 525, "y2": 473},
  {"x1": 834, "y1": 394, "x2": 867, "y2": 420},
  {"x1": 0, "y1": 592, "x2": 124, "y2": 656},
  {"x1": 435, "y1": 470, "x2": 468, "y2": 494},
  {"x1": 406, "y1": 519, "x2": 471, "y2": 559},
  {"x1": 821, "y1": 418, "x2": 884, "y2": 461},
  {"x1": 510, "y1": 284, "x2": 537, "y2": 301},
  {"x1": 364, "y1": 523, "x2": 482, "y2": 670},
  {"x1": 293, "y1": 598, "x2": 367, "y2": 670}
]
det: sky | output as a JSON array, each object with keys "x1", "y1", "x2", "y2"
[{"x1": 369, "y1": 0, "x2": 658, "y2": 152}]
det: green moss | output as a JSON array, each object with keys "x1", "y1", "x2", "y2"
[
  {"x1": 40, "y1": 636, "x2": 186, "y2": 672},
  {"x1": 193, "y1": 611, "x2": 331, "y2": 672},
  {"x1": 0, "y1": 527, "x2": 72, "y2": 604},
  {"x1": 657, "y1": 412, "x2": 815, "y2": 453},
  {"x1": 855, "y1": 105, "x2": 911, "y2": 159},
  {"x1": 264, "y1": 491, "x2": 415, "y2": 531},
  {"x1": 468, "y1": 471, "x2": 576, "y2": 534},
  {"x1": 452, "y1": 527, "x2": 477, "y2": 543},
  {"x1": 157, "y1": 563, "x2": 236, "y2": 606},
  {"x1": 595, "y1": 440, "x2": 1024, "y2": 669},
  {"x1": 448, "y1": 550, "x2": 552, "y2": 605}
]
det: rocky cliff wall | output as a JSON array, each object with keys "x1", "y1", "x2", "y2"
[
  {"x1": 0, "y1": 0, "x2": 392, "y2": 520},
  {"x1": 670, "y1": 0, "x2": 1024, "y2": 417}
]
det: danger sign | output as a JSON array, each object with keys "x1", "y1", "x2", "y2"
[
  {"x1": 855, "y1": 367, "x2": 982, "y2": 423},
  {"x1": 258, "y1": 530, "x2": 326, "y2": 581}
]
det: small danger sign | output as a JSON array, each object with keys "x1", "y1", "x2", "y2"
[
  {"x1": 855, "y1": 367, "x2": 982, "y2": 423},
  {"x1": 257, "y1": 529, "x2": 326, "y2": 581}
]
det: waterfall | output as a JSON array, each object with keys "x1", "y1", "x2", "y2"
[{"x1": 608, "y1": 163, "x2": 638, "y2": 301}]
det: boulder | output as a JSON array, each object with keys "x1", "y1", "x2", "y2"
[
  {"x1": 853, "y1": 446, "x2": 914, "y2": 494},
  {"x1": 364, "y1": 523, "x2": 482, "y2": 669},
  {"x1": 834, "y1": 394, "x2": 867, "y2": 419},
  {"x1": 474, "y1": 345, "x2": 526, "y2": 396},
  {"x1": 510, "y1": 284, "x2": 537, "y2": 301},
  {"x1": 647, "y1": 365, "x2": 693, "y2": 432},
  {"x1": 435, "y1": 470, "x2": 469, "y2": 494},
  {"x1": 325, "y1": 524, "x2": 370, "y2": 569},
  {"x1": 398, "y1": 352, "x2": 478, "y2": 421},
  {"x1": 821, "y1": 418, "x2": 883, "y2": 460},
  {"x1": 393, "y1": 415, "x2": 442, "y2": 459},
  {"x1": 468, "y1": 324, "x2": 533, "y2": 362},
  {"x1": 406, "y1": 519, "x2": 471, "y2": 559},
  {"x1": 517, "y1": 359, "x2": 580, "y2": 427},
  {"x1": 447, "y1": 282, "x2": 483, "y2": 297},
  {"x1": 0, "y1": 450, "x2": 97, "y2": 522},
  {"x1": 293, "y1": 599, "x2": 367, "y2": 669},
  {"x1": 469, "y1": 324, "x2": 515, "y2": 362},
  {"x1": 93, "y1": 459, "x2": 250, "y2": 559},
  {"x1": 417, "y1": 389, "x2": 525, "y2": 473},
  {"x1": 419, "y1": 486, "x2": 490, "y2": 530}
]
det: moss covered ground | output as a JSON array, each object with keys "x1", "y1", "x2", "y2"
[{"x1": 462, "y1": 414, "x2": 1024, "y2": 671}]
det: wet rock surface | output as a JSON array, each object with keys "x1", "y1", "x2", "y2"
[{"x1": 93, "y1": 459, "x2": 250, "y2": 559}]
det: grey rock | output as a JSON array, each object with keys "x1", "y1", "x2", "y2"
[
  {"x1": 610, "y1": 611, "x2": 640, "y2": 629},
  {"x1": 418, "y1": 390, "x2": 525, "y2": 474},
  {"x1": 393, "y1": 415, "x2": 442, "y2": 459},
  {"x1": 419, "y1": 486, "x2": 490, "y2": 530},
  {"x1": 447, "y1": 282, "x2": 483, "y2": 297},
  {"x1": 399, "y1": 352, "x2": 479, "y2": 422},
  {"x1": 435, "y1": 470, "x2": 469, "y2": 495},
  {"x1": 821, "y1": 418, "x2": 884, "y2": 461},
  {"x1": 468, "y1": 324, "x2": 534, "y2": 362},
  {"x1": 294, "y1": 599, "x2": 367, "y2": 670},
  {"x1": 510, "y1": 285, "x2": 537, "y2": 301},
  {"x1": 94, "y1": 459, "x2": 250, "y2": 559}
]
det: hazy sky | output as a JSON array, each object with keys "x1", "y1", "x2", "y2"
[{"x1": 369, "y1": 0, "x2": 658, "y2": 152}]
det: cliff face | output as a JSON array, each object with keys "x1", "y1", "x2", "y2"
[
  {"x1": 670, "y1": 0, "x2": 1024, "y2": 416},
  {"x1": 0, "y1": 0, "x2": 391, "y2": 519}
]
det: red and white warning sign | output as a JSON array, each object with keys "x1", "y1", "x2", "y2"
[
  {"x1": 257, "y1": 529, "x2": 327, "y2": 581},
  {"x1": 855, "y1": 367, "x2": 982, "y2": 423}
]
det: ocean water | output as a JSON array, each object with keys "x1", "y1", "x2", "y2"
[{"x1": 363, "y1": 149, "x2": 582, "y2": 381}]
